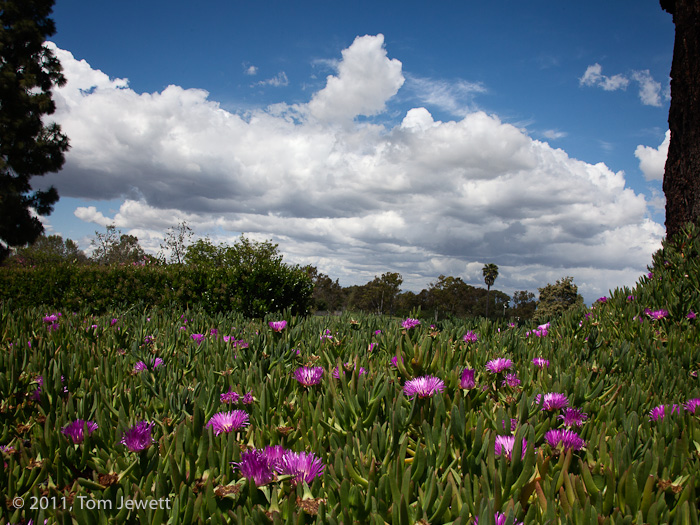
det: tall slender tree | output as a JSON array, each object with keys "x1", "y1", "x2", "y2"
[
  {"x1": 0, "y1": 0, "x2": 69, "y2": 262},
  {"x1": 660, "y1": 0, "x2": 700, "y2": 240},
  {"x1": 482, "y1": 263, "x2": 499, "y2": 318}
]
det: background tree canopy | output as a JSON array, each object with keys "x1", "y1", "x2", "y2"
[{"x1": 0, "y1": 0, "x2": 69, "y2": 262}]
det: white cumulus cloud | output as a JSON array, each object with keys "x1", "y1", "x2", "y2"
[
  {"x1": 40, "y1": 37, "x2": 664, "y2": 303},
  {"x1": 635, "y1": 130, "x2": 670, "y2": 181},
  {"x1": 307, "y1": 34, "x2": 405, "y2": 123}
]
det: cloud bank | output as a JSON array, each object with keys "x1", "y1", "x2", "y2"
[{"x1": 39, "y1": 36, "x2": 664, "y2": 302}]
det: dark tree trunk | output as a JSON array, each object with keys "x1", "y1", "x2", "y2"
[{"x1": 661, "y1": 0, "x2": 700, "y2": 240}]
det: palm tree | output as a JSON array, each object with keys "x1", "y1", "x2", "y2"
[{"x1": 482, "y1": 263, "x2": 499, "y2": 318}]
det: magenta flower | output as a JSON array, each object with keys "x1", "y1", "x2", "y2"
[
  {"x1": 558, "y1": 407, "x2": 588, "y2": 427},
  {"x1": 294, "y1": 366, "x2": 324, "y2": 386},
  {"x1": 374, "y1": 330, "x2": 382, "y2": 336},
  {"x1": 134, "y1": 357, "x2": 164, "y2": 372},
  {"x1": 502, "y1": 373, "x2": 521, "y2": 388},
  {"x1": 233, "y1": 449, "x2": 277, "y2": 486},
  {"x1": 191, "y1": 333, "x2": 206, "y2": 345},
  {"x1": 120, "y1": 421, "x2": 155, "y2": 452},
  {"x1": 277, "y1": 451, "x2": 325, "y2": 485},
  {"x1": 269, "y1": 320, "x2": 287, "y2": 332},
  {"x1": 220, "y1": 389, "x2": 240, "y2": 404},
  {"x1": 61, "y1": 419, "x2": 98, "y2": 444},
  {"x1": 474, "y1": 513, "x2": 523, "y2": 525},
  {"x1": 645, "y1": 308, "x2": 669, "y2": 320},
  {"x1": 532, "y1": 357, "x2": 550, "y2": 368},
  {"x1": 368, "y1": 342, "x2": 377, "y2": 352},
  {"x1": 535, "y1": 392, "x2": 569, "y2": 411},
  {"x1": 460, "y1": 368, "x2": 476, "y2": 389},
  {"x1": 596, "y1": 297, "x2": 607, "y2": 303},
  {"x1": 390, "y1": 356, "x2": 403, "y2": 368},
  {"x1": 241, "y1": 391, "x2": 254, "y2": 404},
  {"x1": 485, "y1": 358, "x2": 513, "y2": 374},
  {"x1": 320, "y1": 329, "x2": 333, "y2": 341},
  {"x1": 401, "y1": 318, "x2": 421, "y2": 330},
  {"x1": 649, "y1": 404, "x2": 680, "y2": 421},
  {"x1": 263, "y1": 445, "x2": 288, "y2": 470},
  {"x1": 403, "y1": 376, "x2": 445, "y2": 398},
  {"x1": 43, "y1": 313, "x2": 60, "y2": 323},
  {"x1": 463, "y1": 331, "x2": 478, "y2": 343},
  {"x1": 526, "y1": 323, "x2": 550, "y2": 338},
  {"x1": 495, "y1": 435, "x2": 527, "y2": 461},
  {"x1": 205, "y1": 410, "x2": 250, "y2": 435},
  {"x1": 687, "y1": 311, "x2": 696, "y2": 320},
  {"x1": 684, "y1": 398, "x2": 700, "y2": 414},
  {"x1": 544, "y1": 429, "x2": 585, "y2": 452}
]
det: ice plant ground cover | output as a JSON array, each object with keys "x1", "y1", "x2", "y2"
[{"x1": 2, "y1": 224, "x2": 700, "y2": 523}]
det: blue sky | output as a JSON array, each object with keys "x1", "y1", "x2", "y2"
[{"x1": 37, "y1": 0, "x2": 674, "y2": 303}]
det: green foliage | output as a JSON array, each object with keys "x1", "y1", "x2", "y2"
[
  {"x1": 535, "y1": 276, "x2": 585, "y2": 322},
  {"x1": 90, "y1": 225, "x2": 147, "y2": 266},
  {"x1": 0, "y1": 0, "x2": 69, "y2": 261},
  {"x1": 347, "y1": 272, "x2": 403, "y2": 315},
  {"x1": 5, "y1": 234, "x2": 88, "y2": 266}
]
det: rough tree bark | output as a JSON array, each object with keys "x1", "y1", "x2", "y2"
[{"x1": 660, "y1": 0, "x2": 700, "y2": 240}]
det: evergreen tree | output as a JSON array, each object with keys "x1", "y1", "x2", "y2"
[{"x1": 0, "y1": 0, "x2": 69, "y2": 262}]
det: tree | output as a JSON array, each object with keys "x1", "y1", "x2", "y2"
[
  {"x1": 349, "y1": 272, "x2": 403, "y2": 315},
  {"x1": 305, "y1": 267, "x2": 346, "y2": 312},
  {"x1": 427, "y1": 275, "x2": 473, "y2": 320},
  {"x1": 482, "y1": 263, "x2": 499, "y2": 318},
  {"x1": 160, "y1": 220, "x2": 193, "y2": 264},
  {"x1": 660, "y1": 0, "x2": 700, "y2": 240},
  {"x1": 5, "y1": 233, "x2": 87, "y2": 266},
  {"x1": 534, "y1": 276, "x2": 584, "y2": 322},
  {"x1": 0, "y1": 0, "x2": 69, "y2": 263},
  {"x1": 510, "y1": 290, "x2": 537, "y2": 321},
  {"x1": 90, "y1": 225, "x2": 146, "y2": 265}
]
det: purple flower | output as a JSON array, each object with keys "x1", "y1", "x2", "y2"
[
  {"x1": 532, "y1": 357, "x2": 550, "y2": 368},
  {"x1": 645, "y1": 308, "x2": 669, "y2": 320},
  {"x1": 374, "y1": 330, "x2": 382, "y2": 336},
  {"x1": 120, "y1": 421, "x2": 155, "y2": 452},
  {"x1": 43, "y1": 314, "x2": 59, "y2": 323},
  {"x1": 495, "y1": 435, "x2": 527, "y2": 460},
  {"x1": 402, "y1": 318, "x2": 421, "y2": 330},
  {"x1": 649, "y1": 404, "x2": 679, "y2": 421},
  {"x1": 277, "y1": 451, "x2": 325, "y2": 485},
  {"x1": 134, "y1": 357, "x2": 164, "y2": 372},
  {"x1": 390, "y1": 355, "x2": 403, "y2": 368},
  {"x1": 191, "y1": 333, "x2": 206, "y2": 345},
  {"x1": 294, "y1": 366, "x2": 324, "y2": 387},
  {"x1": 460, "y1": 368, "x2": 476, "y2": 389},
  {"x1": 544, "y1": 429, "x2": 586, "y2": 452},
  {"x1": 502, "y1": 373, "x2": 521, "y2": 388},
  {"x1": 368, "y1": 342, "x2": 377, "y2": 352},
  {"x1": 205, "y1": 410, "x2": 250, "y2": 435},
  {"x1": 687, "y1": 311, "x2": 696, "y2": 320},
  {"x1": 627, "y1": 295, "x2": 636, "y2": 302},
  {"x1": 403, "y1": 376, "x2": 445, "y2": 398},
  {"x1": 463, "y1": 331, "x2": 478, "y2": 343},
  {"x1": 143, "y1": 335, "x2": 155, "y2": 345},
  {"x1": 684, "y1": 398, "x2": 700, "y2": 414},
  {"x1": 263, "y1": 445, "x2": 288, "y2": 470},
  {"x1": 241, "y1": 391, "x2": 254, "y2": 404},
  {"x1": 558, "y1": 407, "x2": 588, "y2": 427},
  {"x1": 535, "y1": 392, "x2": 569, "y2": 411},
  {"x1": 596, "y1": 297, "x2": 607, "y2": 303},
  {"x1": 485, "y1": 358, "x2": 513, "y2": 374},
  {"x1": 61, "y1": 419, "x2": 98, "y2": 444},
  {"x1": 474, "y1": 513, "x2": 523, "y2": 525},
  {"x1": 220, "y1": 389, "x2": 240, "y2": 404},
  {"x1": 269, "y1": 320, "x2": 287, "y2": 332},
  {"x1": 526, "y1": 323, "x2": 550, "y2": 338},
  {"x1": 320, "y1": 329, "x2": 333, "y2": 341},
  {"x1": 234, "y1": 449, "x2": 277, "y2": 485},
  {"x1": 110, "y1": 318, "x2": 119, "y2": 326}
]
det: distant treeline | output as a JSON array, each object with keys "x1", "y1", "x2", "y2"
[{"x1": 2, "y1": 225, "x2": 585, "y2": 320}]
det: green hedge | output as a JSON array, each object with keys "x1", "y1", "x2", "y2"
[{"x1": 0, "y1": 262, "x2": 313, "y2": 317}]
